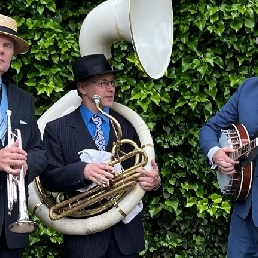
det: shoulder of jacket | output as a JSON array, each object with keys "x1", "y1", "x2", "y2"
[
  {"x1": 110, "y1": 108, "x2": 125, "y2": 122},
  {"x1": 241, "y1": 77, "x2": 258, "y2": 87},
  {"x1": 3, "y1": 79, "x2": 33, "y2": 99},
  {"x1": 46, "y1": 107, "x2": 79, "y2": 127}
]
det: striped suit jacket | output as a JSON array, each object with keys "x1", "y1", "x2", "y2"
[
  {"x1": 40, "y1": 107, "x2": 146, "y2": 257},
  {"x1": 0, "y1": 79, "x2": 48, "y2": 249}
]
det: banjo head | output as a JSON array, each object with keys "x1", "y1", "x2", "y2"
[
  {"x1": 217, "y1": 129, "x2": 237, "y2": 194},
  {"x1": 216, "y1": 124, "x2": 252, "y2": 200},
  {"x1": 216, "y1": 171, "x2": 232, "y2": 193}
]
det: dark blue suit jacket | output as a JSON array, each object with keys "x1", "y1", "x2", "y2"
[
  {"x1": 0, "y1": 79, "x2": 48, "y2": 249},
  {"x1": 40, "y1": 107, "x2": 146, "y2": 257},
  {"x1": 199, "y1": 77, "x2": 258, "y2": 225}
]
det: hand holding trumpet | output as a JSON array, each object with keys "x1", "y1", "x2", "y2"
[{"x1": 0, "y1": 139, "x2": 27, "y2": 176}]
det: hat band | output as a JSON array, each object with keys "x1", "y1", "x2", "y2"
[
  {"x1": 0, "y1": 25, "x2": 17, "y2": 36},
  {"x1": 75, "y1": 63, "x2": 113, "y2": 81}
]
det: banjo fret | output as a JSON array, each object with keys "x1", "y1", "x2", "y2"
[{"x1": 230, "y1": 139, "x2": 257, "y2": 161}]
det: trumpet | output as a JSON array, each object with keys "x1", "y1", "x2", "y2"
[{"x1": 6, "y1": 110, "x2": 38, "y2": 233}]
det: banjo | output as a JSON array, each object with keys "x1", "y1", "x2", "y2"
[{"x1": 217, "y1": 124, "x2": 258, "y2": 201}]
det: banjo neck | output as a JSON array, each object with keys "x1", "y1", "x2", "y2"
[{"x1": 229, "y1": 137, "x2": 258, "y2": 161}]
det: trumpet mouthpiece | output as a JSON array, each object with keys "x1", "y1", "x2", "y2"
[{"x1": 92, "y1": 95, "x2": 101, "y2": 105}]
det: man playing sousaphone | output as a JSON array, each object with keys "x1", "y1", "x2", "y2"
[{"x1": 40, "y1": 54, "x2": 162, "y2": 258}]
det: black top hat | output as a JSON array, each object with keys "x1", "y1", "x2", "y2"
[{"x1": 66, "y1": 54, "x2": 120, "y2": 90}]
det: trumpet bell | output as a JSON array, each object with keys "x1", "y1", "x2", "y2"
[{"x1": 9, "y1": 220, "x2": 38, "y2": 234}]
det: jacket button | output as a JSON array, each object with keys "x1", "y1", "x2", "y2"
[{"x1": 0, "y1": 185, "x2": 3, "y2": 189}]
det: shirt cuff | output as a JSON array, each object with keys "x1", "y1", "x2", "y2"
[{"x1": 207, "y1": 146, "x2": 220, "y2": 169}]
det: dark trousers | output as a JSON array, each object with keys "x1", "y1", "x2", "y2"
[
  {"x1": 227, "y1": 210, "x2": 258, "y2": 258},
  {"x1": 64, "y1": 228, "x2": 137, "y2": 258},
  {"x1": 0, "y1": 224, "x2": 24, "y2": 258},
  {"x1": 99, "y1": 230, "x2": 136, "y2": 258}
]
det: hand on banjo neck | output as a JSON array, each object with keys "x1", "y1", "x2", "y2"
[{"x1": 213, "y1": 147, "x2": 239, "y2": 174}]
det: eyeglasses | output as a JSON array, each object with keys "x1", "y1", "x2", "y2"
[{"x1": 89, "y1": 80, "x2": 118, "y2": 88}]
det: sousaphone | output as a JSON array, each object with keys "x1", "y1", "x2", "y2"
[{"x1": 28, "y1": 0, "x2": 173, "y2": 235}]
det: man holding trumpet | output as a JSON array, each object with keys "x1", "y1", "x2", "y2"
[{"x1": 0, "y1": 14, "x2": 48, "y2": 257}]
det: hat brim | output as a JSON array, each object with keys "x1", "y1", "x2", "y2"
[
  {"x1": 0, "y1": 32, "x2": 29, "y2": 54},
  {"x1": 66, "y1": 69, "x2": 121, "y2": 91}
]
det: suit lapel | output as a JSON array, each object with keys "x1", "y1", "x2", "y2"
[
  {"x1": 7, "y1": 83, "x2": 21, "y2": 125},
  {"x1": 107, "y1": 109, "x2": 125, "y2": 152},
  {"x1": 70, "y1": 108, "x2": 126, "y2": 152},
  {"x1": 70, "y1": 108, "x2": 97, "y2": 151}
]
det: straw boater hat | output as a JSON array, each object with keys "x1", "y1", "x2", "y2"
[
  {"x1": 0, "y1": 14, "x2": 29, "y2": 54},
  {"x1": 66, "y1": 54, "x2": 120, "y2": 90}
]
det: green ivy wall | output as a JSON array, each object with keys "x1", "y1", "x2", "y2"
[{"x1": 1, "y1": 0, "x2": 257, "y2": 257}]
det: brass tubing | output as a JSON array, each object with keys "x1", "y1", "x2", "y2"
[
  {"x1": 37, "y1": 95, "x2": 149, "y2": 222},
  {"x1": 49, "y1": 180, "x2": 137, "y2": 220}
]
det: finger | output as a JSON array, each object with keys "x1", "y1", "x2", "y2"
[
  {"x1": 89, "y1": 168, "x2": 113, "y2": 180},
  {"x1": 23, "y1": 164, "x2": 28, "y2": 175},
  {"x1": 140, "y1": 168, "x2": 159, "y2": 178},
  {"x1": 10, "y1": 140, "x2": 19, "y2": 148},
  {"x1": 99, "y1": 164, "x2": 114, "y2": 171},
  {"x1": 139, "y1": 182, "x2": 152, "y2": 191},
  {"x1": 221, "y1": 146, "x2": 235, "y2": 152},
  {"x1": 218, "y1": 164, "x2": 236, "y2": 173},
  {"x1": 92, "y1": 176, "x2": 109, "y2": 186},
  {"x1": 138, "y1": 174, "x2": 153, "y2": 183},
  {"x1": 10, "y1": 148, "x2": 27, "y2": 157},
  {"x1": 151, "y1": 160, "x2": 159, "y2": 171},
  {"x1": 90, "y1": 177, "x2": 102, "y2": 186},
  {"x1": 151, "y1": 159, "x2": 157, "y2": 167},
  {"x1": 9, "y1": 159, "x2": 27, "y2": 168},
  {"x1": 11, "y1": 170, "x2": 21, "y2": 176},
  {"x1": 136, "y1": 167, "x2": 145, "y2": 174},
  {"x1": 3, "y1": 148, "x2": 27, "y2": 160},
  {"x1": 220, "y1": 169, "x2": 236, "y2": 175},
  {"x1": 7, "y1": 166, "x2": 20, "y2": 176},
  {"x1": 216, "y1": 158, "x2": 237, "y2": 167},
  {"x1": 223, "y1": 171, "x2": 235, "y2": 175},
  {"x1": 10, "y1": 153, "x2": 27, "y2": 161},
  {"x1": 85, "y1": 171, "x2": 112, "y2": 183},
  {"x1": 98, "y1": 174, "x2": 110, "y2": 183}
]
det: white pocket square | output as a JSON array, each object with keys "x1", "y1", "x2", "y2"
[{"x1": 20, "y1": 120, "x2": 27, "y2": 124}]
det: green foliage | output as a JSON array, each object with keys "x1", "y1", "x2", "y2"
[
  {"x1": 23, "y1": 213, "x2": 63, "y2": 258},
  {"x1": 1, "y1": 0, "x2": 258, "y2": 257}
]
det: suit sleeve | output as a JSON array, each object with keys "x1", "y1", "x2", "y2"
[
  {"x1": 40, "y1": 121, "x2": 89, "y2": 192},
  {"x1": 26, "y1": 96, "x2": 48, "y2": 184},
  {"x1": 198, "y1": 78, "x2": 248, "y2": 161}
]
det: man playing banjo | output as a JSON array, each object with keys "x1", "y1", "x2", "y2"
[{"x1": 199, "y1": 76, "x2": 258, "y2": 257}]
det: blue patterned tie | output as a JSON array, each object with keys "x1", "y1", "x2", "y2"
[
  {"x1": 92, "y1": 114, "x2": 105, "y2": 151},
  {"x1": 0, "y1": 84, "x2": 6, "y2": 146}
]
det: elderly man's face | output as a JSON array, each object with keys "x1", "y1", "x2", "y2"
[
  {"x1": 0, "y1": 34, "x2": 14, "y2": 76},
  {"x1": 78, "y1": 73, "x2": 116, "y2": 113}
]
